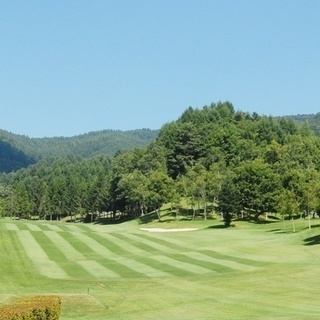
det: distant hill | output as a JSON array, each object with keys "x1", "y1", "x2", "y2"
[
  {"x1": 0, "y1": 140, "x2": 36, "y2": 173},
  {"x1": 282, "y1": 113, "x2": 320, "y2": 136},
  {"x1": 0, "y1": 128, "x2": 158, "y2": 173},
  {"x1": 2, "y1": 111, "x2": 319, "y2": 174}
]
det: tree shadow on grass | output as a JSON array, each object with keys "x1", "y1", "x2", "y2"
[
  {"x1": 249, "y1": 220, "x2": 279, "y2": 225},
  {"x1": 94, "y1": 215, "x2": 133, "y2": 225},
  {"x1": 138, "y1": 212, "x2": 158, "y2": 224},
  {"x1": 267, "y1": 229, "x2": 288, "y2": 234},
  {"x1": 206, "y1": 224, "x2": 235, "y2": 229},
  {"x1": 304, "y1": 234, "x2": 320, "y2": 246},
  {"x1": 309, "y1": 224, "x2": 320, "y2": 228}
]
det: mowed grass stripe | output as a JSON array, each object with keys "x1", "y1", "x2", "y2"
[
  {"x1": 114, "y1": 257, "x2": 170, "y2": 277},
  {"x1": 39, "y1": 229, "x2": 137, "y2": 279},
  {"x1": 63, "y1": 224, "x2": 86, "y2": 233},
  {"x1": 37, "y1": 231, "x2": 119, "y2": 279},
  {"x1": 47, "y1": 231, "x2": 127, "y2": 279},
  {"x1": 32, "y1": 231, "x2": 90, "y2": 279},
  {"x1": 99, "y1": 233, "x2": 198, "y2": 276},
  {"x1": 151, "y1": 255, "x2": 213, "y2": 274},
  {"x1": 31, "y1": 231, "x2": 126, "y2": 279},
  {"x1": 3, "y1": 231, "x2": 35, "y2": 289},
  {"x1": 166, "y1": 252, "x2": 239, "y2": 273},
  {"x1": 98, "y1": 232, "x2": 221, "y2": 276},
  {"x1": 16, "y1": 230, "x2": 69, "y2": 280},
  {"x1": 44, "y1": 231, "x2": 85, "y2": 261},
  {"x1": 133, "y1": 255, "x2": 196, "y2": 277},
  {"x1": 113, "y1": 233, "x2": 174, "y2": 254},
  {"x1": 135, "y1": 232, "x2": 195, "y2": 252},
  {"x1": 95, "y1": 233, "x2": 200, "y2": 276},
  {"x1": 200, "y1": 250, "x2": 270, "y2": 268},
  {"x1": 82, "y1": 232, "x2": 129, "y2": 256},
  {"x1": 55, "y1": 231, "x2": 141, "y2": 277},
  {"x1": 57, "y1": 232, "x2": 101, "y2": 260},
  {"x1": 138, "y1": 232, "x2": 272, "y2": 269},
  {"x1": 97, "y1": 232, "x2": 148, "y2": 255},
  {"x1": 123, "y1": 233, "x2": 177, "y2": 252},
  {"x1": 76, "y1": 260, "x2": 120, "y2": 278},
  {"x1": 45, "y1": 224, "x2": 63, "y2": 232},
  {"x1": 71, "y1": 232, "x2": 118, "y2": 256},
  {"x1": 71, "y1": 231, "x2": 170, "y2": 277},
  {"x1": 5, "y1": 223, "x2": 19, "y2": 231},
  {"x1": 181, "y1": 252, "x2": 259, "y2": 272},
  {"x1": 25, "y1": 223, "x2": 42, "y2": 231},
  {"x1": 85, "y1": 233, "x2": 171, "y2": 277},
  {"x1": 32, "y1": 231, "x2": 70, "y2": 262},
  {"x1": 97, "y1": 259, "x2": 144, "y2": 278}
]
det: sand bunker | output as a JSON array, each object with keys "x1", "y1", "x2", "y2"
[{"x1": 139, "y1": 227, "x2": 198, "y2": 233}]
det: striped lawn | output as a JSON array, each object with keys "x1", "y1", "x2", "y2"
[
  {"x1": 2, "y1": 218, "x2": 320, "y2": 319},
  {"x1": 15, "y1": 230, "x2": 69, "y2": 280},
  {"x1": 3, "y1": 221, "x2": 266, "y2": 281}
]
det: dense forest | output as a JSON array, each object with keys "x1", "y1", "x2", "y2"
[
  {"x1": 0, "y1": 128, "x2": 158, "y2": 173},
  {"x1": 283, "y1": 112, "x2": 320, "y2": 137},
  {"x1": 1, "y1": 102, "x2": 320, "y2": 226}
]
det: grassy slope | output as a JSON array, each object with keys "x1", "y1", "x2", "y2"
[{"x1": 0, "y1": 217, "x2": 320, "y2": 319}]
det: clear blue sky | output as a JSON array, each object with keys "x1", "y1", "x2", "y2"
[{"x1": 1, "y1": 0, "x2": 319, "y2": 138}]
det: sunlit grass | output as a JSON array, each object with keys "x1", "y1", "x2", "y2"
[{"x1": 0, "y1": 216, "x2": 320, "y2": 319}]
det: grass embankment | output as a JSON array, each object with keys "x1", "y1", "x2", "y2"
[{"x1": 0, "y1": 215, "x2": 320, "y2": 319}]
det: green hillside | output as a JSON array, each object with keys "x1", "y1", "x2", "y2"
[
  {"x1": 2, "y1": 101, "x2": 320, "y2": 226},
  {"x1": 0, "y1": 128, "x2": 158, "y2": 172},
  {"x1": 0, "y1": 140, "x2": 36, "y2": 172}
]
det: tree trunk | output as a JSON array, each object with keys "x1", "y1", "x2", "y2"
[
  {"x1": 291, "y1": 217, "x2": 296, "y2": 233},
  {"x1": 156, "y1": 208, "x2": 161, "y2": 221},
  {"x1": 203, "y1": 201, "x2": 207, "y2": 220}
]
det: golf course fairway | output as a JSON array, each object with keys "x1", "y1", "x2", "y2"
[{"x1": 1, "y1": 218, "x2": 320, "y2": 319}]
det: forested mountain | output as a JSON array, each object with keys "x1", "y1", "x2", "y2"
[
  {"x1": 1, "y1": 101, "x2": 320, "y2": 227},
  {"x1": 283, "y1": 113, "x2": 320, "y2": 136},
  {"x1": 0, "y1": 140, "x2": 36, "y2": 173},
  {"x1": 0, "y1": 128, "x2": 158, "y2": 172}
]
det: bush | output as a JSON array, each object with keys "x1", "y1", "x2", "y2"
[{"x1": 0, "y1": 295, "x2": 61, "y2": 320}]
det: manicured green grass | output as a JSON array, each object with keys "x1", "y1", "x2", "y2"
[{"x1": 1, "y1": 217, "x2": 320, "y2": 319}]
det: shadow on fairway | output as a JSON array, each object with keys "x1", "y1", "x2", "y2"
[
  {"x1": 95, "y1": 216, "x2": 133, "y2": 225},
  {"x1": 304, "y1": 234, "x2": 320, "y2": 246},
  {"x1": 250, "y1": 220, "x2": 278, "y2": 225},
  {"x1": 309, "y1": 224, "x2": 320, "y2": 228},
  {"x1": 207, "y1": 224, "x2": 234, "y2": 229},
  {"x1": 267, "y1": 229, "x2": 282, "y2": 232},
  {"x1": 267, "y1": 229, "x2": 287, "y2": 234},
  {"x1": 138, "y1": 210, "x2": 201, "y2": 225}
]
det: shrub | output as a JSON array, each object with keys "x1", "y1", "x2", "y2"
[{"x1": 0, "y1": 295, "x2": 61, "y2": 320}]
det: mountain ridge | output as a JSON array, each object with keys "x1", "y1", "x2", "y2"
[
  {"x1": 2, "y1": 110, "x2": 320, "y2": 174},
  {"x1": 0, "y1": 127, "x2": 159, "y2": 173}
]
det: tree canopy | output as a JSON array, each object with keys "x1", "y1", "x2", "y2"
[{"x1": 1, "y1": 101, "x2": 320, "y2": 226}]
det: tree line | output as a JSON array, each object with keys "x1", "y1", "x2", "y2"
[{"x1": 1, "y1": 102, "x2": 320, "y2": 226}]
